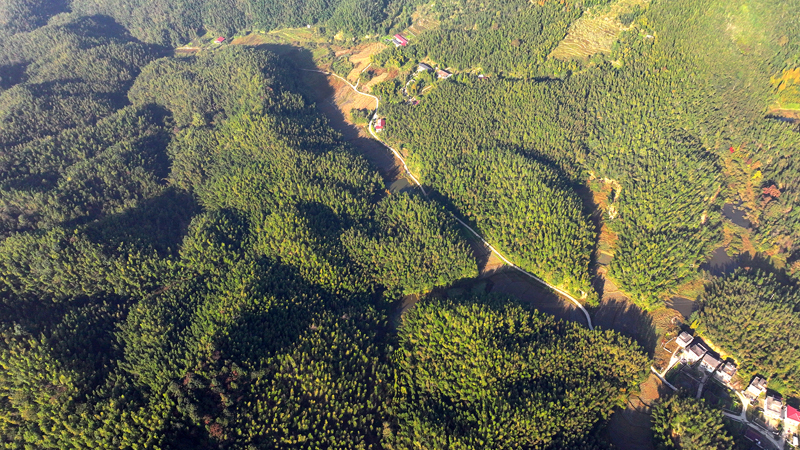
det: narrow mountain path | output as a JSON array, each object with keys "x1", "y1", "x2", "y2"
[{"x1": 305, "y1": 68, "x2": 594, "y2": 329}]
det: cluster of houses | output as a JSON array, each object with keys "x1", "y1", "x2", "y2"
[
  {"x1": 416, "y1": 62, "x2": 451, "y2": 79},
  {"x1": 677, "y1": 332, "x2": 738, "y2": 385},
  {"x1": 392, "y1": 34, "x2": 456, "y2": 81},
  {"x1": 677, "y1": 331, "x2": 800, "y2": 442},
  {"x1": 756, "y1": 381, "x2": 800, "y2": 437}
]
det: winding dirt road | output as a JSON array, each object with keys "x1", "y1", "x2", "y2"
[{"x1": 304, "y1": 68, "x2": 594, "y2": 329}]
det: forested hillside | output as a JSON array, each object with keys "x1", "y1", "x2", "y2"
[
  {"x1": 0, "y1": 9, "x2": 655, "y2": 445},
  {"x1": 699, "y1": 269, "x2": 800, "y2": 395},
  {"x1": 387, "y1": 293, "x2": 647, "y2": 448},
  {"x1": 415, "y1": 0, "x2": 610, "y2": 78},
  {"x1": 1, "y1": 0, "x2": 799, "y2": 447},
  {"x1": 381, "y1": 0, "x2": 800, "y2": 308},
  {"x1": 650, "y1": 396, "x2": 735, "y2": 450},
  {"x1": 0, "y1": 33, "x2": 493, "y2": 446}
]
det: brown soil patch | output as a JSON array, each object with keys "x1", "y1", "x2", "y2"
[
  {"x1": 333, "y1": 77, "x2": 378, "y2": 113},
  {"x1": 299, "y1": 70, "x2": 401, "y2": 180},
  {"x1": 605, "y1": 373, "x2": 665, "y2": 450},
  {"x1": 347, "y1": 42, "x2": 387, "y2": 82}
]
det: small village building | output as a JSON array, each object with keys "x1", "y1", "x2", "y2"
[
  {"x1": 676, "y1": 331, "x2": 694, "y2": 348},
  {"x1": 714, "y1": 361, "x2": 737, "y2": 384},
  {"x1": 765, "y1": 395, "x2": 784, "y2": 420},
  {"x1": 214, "y1": 37, "x2": 226, "y2": 44},
  {"x1": 393, "y1": 34, "x2": 408, "y2": 47},
  {"x1": 685, "y1": 343, "x2": 706, "y2": 363},
  {"x1": 700, "y1": 353, "x2": 721, "y2": 372},
  {"x1": 746, "y1": 376, "x2": 768, "y2": 399},
  {"x1": 786, "y1": 405, "x2": 800, "y2": 431},
  {"x1": 436, "y1": 69, "x2": 452, "y2": 79},
  {"x1": 417, "y1": 63, "x2": 433, "y2": 72},
  {"x1": 374, "y1": 118, "x2": 385, "y2": 132}
]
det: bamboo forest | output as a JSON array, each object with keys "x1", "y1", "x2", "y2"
[{"x1": 0, "y1": 0, "x2": 799, "y2": 448}]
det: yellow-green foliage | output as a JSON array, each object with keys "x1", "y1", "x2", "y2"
[
  {"x1": 773, "y1": 68, "x2": 800, "y2": 108},
  {"x1": 388, "y1": 293, "x2": 648, "y2": 448}
]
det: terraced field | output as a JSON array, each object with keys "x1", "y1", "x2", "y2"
[{"x1": 550, "y1": 0, "x2": 648, "y2": 60}]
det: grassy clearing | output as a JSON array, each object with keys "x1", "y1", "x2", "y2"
[
  {"x1": 230, "y1": 27, "x2": 327, "y2": 47},
  {"x1": 550, "y1": 0, "x2": 648, "y2": 61},
  {"x1": 406, "y1": 3, "x2": 441, "y2": 37},
  {"x1": 771, "y1": 68, "x2": 800, "y2": 110}
]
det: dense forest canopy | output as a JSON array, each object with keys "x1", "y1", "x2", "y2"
[
  {"x1": 0, "y1": 31, "x2": 492, "y2": 447},
  {"x1": 380, "y1": 0, "x2": 800, "y2": 307},
  {"x1": 0, "y1": 0, "x2": 799, "y2": 447},
  {"x1": 650, "y1": 396, "x2": 735, "y2": 450},
  {"x1": 0, "y1": 0, "x2": 427, "y2": 46},
  {"x1": 387, "y1": 294, "x2": 647, "y2": 449},
  {"x1": 699, "y1": 269, "x2": 800, "y2": 395}
]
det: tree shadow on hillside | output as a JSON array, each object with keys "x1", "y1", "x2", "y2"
[
  {"x1": 84, "y1": 188, "x2": 199, "y2": 256},
  {"x1": 272, "y1": 47, "x2": 402, "y2": 182},
  {"x1": 594, "y1": 296, "x2": 658, "y2": 357}
]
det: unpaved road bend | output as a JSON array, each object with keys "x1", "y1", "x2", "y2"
[{"x1": 302, "y1": 68, "x2": 593, "y2": 330}]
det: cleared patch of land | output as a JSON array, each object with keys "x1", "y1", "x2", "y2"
[
  {"x1": 347, "y1": 42, "x2": 386, "y2": 83},
  {"x1": 300, "y1": 70, "x2": 402, "y2": 180},
  {"x1": 550, "y1": 0, "x2": 648, "y2": 60},
  {"x1": 175, "y1": 47, "x2": 200, "y2": 55},
  {"x1": 605, "y1": 373, "x2": 665, "y2": 450},
  {"x1": 770, "y1": 68, "x2": 800, "y2": 111},
  {"x1": 406, "y1": 3, "x2": 440, "y2": 37},
  {"x1": 226, "y1": 28, "x2": 407, "y2": 180},
  {"x1": 231, "y1": 27, "x2": 327, "y2": 47}
]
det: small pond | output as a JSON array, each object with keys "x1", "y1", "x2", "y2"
[
  {"x1": 722, "y1": 202, "x2": 751, "y2": 229},
  {"x1": 666, "y1": 296, "x2": 698, "y2": 319},
  {"x1": 700, "y1": 246, "x2": 738, "y2": 277}
]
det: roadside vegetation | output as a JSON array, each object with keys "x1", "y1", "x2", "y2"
[{"x1": 651, "y1": 396, "x2": 735, "y2": 450}]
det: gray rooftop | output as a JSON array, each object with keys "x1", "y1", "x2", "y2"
[
  {"x1": 688, "y1": 343, "x2": 707, "y2": 357},
  {"x1": 676, "y1": 331, "x2": 693, "y2": 347},
  {"x1": 701, "y1": 353, "x2": 721, "y2": 368}
]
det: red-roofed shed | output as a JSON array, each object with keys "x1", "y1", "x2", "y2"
[
  {"x1": 375, "y1": 118, "x2": 386, "y2": 132},
  {"x1": 393, "y1": 34, "x2": 408, "y2": 46},
  {"x1": 214, "y1": 37, "x2": 226, "y2": 44}
]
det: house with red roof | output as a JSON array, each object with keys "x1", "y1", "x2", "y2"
[
  {"x1": 214, "y1": 37, "x2": 226, "y2": 44},
  {"x1": 375, "y1": 118, "x2": 385, "y2": 132},
  {"x1": 393, "y1": 34, "x2": 408, "y2": 47},
  {"x1": 786, "y1": 405, "x2": 800, "y2": 430}
]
